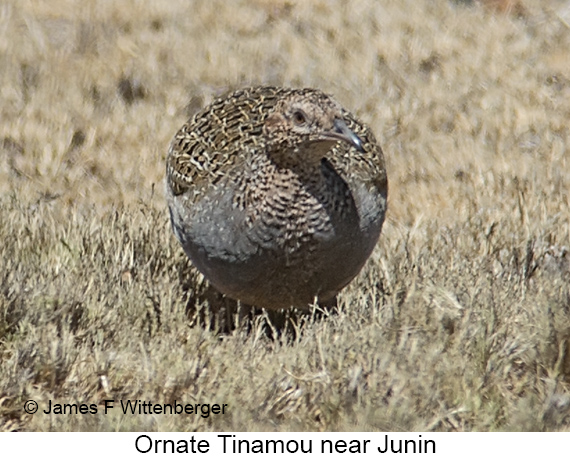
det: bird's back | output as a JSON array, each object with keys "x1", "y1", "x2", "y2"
[{"x1": 168, "y1": 87, "x2": 294, "y2": 198}]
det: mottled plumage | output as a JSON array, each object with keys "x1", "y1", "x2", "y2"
[{"x1": 166, "y1": 86, "x2": 387, "y2": 310}]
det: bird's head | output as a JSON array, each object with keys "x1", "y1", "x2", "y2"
[{"x1": 262, "y1": 89, "x2": 363, "y2": 166}]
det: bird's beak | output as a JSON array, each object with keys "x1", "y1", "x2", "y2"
[{"x1": 320, "y1": 119, "x2": 364, "y2": 152}]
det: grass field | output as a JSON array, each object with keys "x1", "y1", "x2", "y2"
[{"x1": 1, "y1": 0, "x2": 569, "y2": 432}]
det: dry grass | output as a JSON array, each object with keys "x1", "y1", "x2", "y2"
[{"x1": 1, "y1": 0, "x2": 570, "y2": 432}]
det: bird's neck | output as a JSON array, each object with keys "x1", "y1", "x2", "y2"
[
  {"x1": 262, "y1": 150, "x2": 326, "y2": 185},
  {"x1": 242, "y1": 153, "x2": 329, "y2": 209},
  {"x1": 265, "y1": 141, "x2": 332, "y2": 171}
]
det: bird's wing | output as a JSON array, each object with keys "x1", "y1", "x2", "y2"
[{"x1": 166, "y1": 87, "x2": 285, "y2": 198}]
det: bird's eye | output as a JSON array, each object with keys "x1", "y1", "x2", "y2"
[{"x1": 292, "y1": 110, "x2": 307, "y2": 126}]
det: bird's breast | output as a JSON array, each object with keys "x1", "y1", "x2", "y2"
[{"x1": 242, "y1": 169, "x2": 357, "y2": 253}]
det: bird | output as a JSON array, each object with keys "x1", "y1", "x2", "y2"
[{"x1": 166, "y1": 86, "x2": 387, "y2": 310}]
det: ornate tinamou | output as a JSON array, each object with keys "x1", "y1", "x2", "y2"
[{"x1": 166, "y1": 86, "x2": 387, "y2": 310}]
